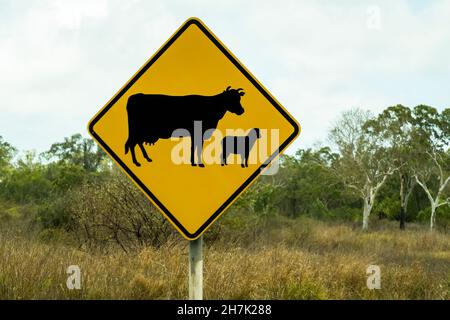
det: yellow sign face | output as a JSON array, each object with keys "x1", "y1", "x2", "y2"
[{"x1": 88, "y1": 18, "x2": 300, "y2": 240}]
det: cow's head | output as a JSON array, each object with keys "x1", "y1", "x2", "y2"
[{"x1": 223, "y1": 86, "x2": 245, "y2": 115}]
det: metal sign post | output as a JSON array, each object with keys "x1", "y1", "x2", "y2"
[{"x1": 189, "y1": 236, "x2": 203, "y2": 300}]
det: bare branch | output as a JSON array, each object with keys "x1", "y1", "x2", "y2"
[{"x1": 414, "y1": 175, "x2": 435, "y2": 205}]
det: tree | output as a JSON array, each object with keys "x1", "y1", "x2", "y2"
[
  {"x1": 329, "y1": 108, "x2": 396, "y2": 230},
  {"x1": 365, "y1": 105, "x2": 416, "y2": 229},
  {"x1": 0, "y1": 149, "x2": 90, "y2": 205},
  {"x1": 410, "y1": 105, "x2": 450, "y2": 230},
  {"x1": 279, "y1": 148, "x2": 354, "y2": 218},
  {"x1": 0, "y1": 136, "x2": 16, "y2": 179},
  {"x1": 67, "y1": 170, "x2": 175, "y2": 251},
  {"x1": 44, "y1": 133, "x2": 107, "y2": 172},
  {"x1": 0, "y1": 151, "x2": 52, "y2": 203}
]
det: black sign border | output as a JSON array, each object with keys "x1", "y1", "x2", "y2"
[{"x1": 89, "y1": 18, "x2": 300, "y2": 240}]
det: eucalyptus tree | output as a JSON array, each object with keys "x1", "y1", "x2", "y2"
[
  {"x1": 275, "y1": 148, "x2": 344, "y2": 218},
  {"x1": 329, "y1": 109, "x2": 396, "y2": 230},
  {"x1": 44, "y1": 133, "x2": 107, "y2": 172},
  {"x1": 410, "y1": 105, "x2": 450, "y2": 230},
  {"x1": 364, "y1": 105, "x2": 415, "y2": 229},
  {"x1": 0, "y1": 136, "x2": 16, "y2": 181}
]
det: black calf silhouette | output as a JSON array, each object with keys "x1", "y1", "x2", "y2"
[
  {"x1": 221, "y1": 128, "x2": 261, "y2": 167},
  {"x1": 125, "y1": 87, "x2": 245, "y2": 166}
]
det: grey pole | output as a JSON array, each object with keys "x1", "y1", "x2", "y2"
[{"x1": 189, "y1": 235, "x2": 203, "y2": 300}]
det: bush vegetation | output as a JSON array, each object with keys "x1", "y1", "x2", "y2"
[{"x1": 0, "y1": 106, "x2": 449, "y2": 299}]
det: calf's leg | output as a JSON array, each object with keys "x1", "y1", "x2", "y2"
[
  {"x1": 244, "y1": 136, "x2": 250, "y2": 167},
  {"x1": 139, "y1": 143, "x2": 152, "y2": 162}
]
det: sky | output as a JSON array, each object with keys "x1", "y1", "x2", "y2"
[{"x1": 1, "y1": 0, "x2": 450, "y2": 155}]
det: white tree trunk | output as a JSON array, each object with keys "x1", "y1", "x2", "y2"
[
  {"x1": 414, "y1": 153, "x2": 450, "y2": 231},
  {"x1": 361, "y1": 175, "x2": 390, "y2": 230},
  {"x1": 430, "y1": 204, "x2": 436, "y2": 231},
  {"x1": 362, "y1": 197, "x2": 372, "y2": 230},
  {"x1": 414, "y1": 175, "x2": 449, "y2": 232}
]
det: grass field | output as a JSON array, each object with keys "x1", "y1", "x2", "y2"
[{"x1": 0, "y1": 218, "x2": 449, "y2": 299}]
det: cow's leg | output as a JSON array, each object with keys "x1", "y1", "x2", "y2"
[
  {"x1": 139, "y1": 143, "x2": 152, "y2": 163},
  {"x1": 244, "y1": 145, "x2": 249, "y2": 167},
  {"x1": 190, "y1": 138, "x2": 196, "y2": 166},
  {"x1": 130, "y1": 144, "x2": 141, "y2": 167},
  {"x1": 221, "y1": 145, "x2": 226, "y2": 167},
  {"x1": 197, "y1": 137, "x2": 205, "y2": 168},
  {"x1": 221, "y1": 139, "x2": 227, "y2": 166}
]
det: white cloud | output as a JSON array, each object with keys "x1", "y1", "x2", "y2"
[
  {"x1": 51, "y1": 0, "x2": 109, "y2": 29},
  {"x1": 1, "y1": 0, "x2": 449, "y2": 153}
]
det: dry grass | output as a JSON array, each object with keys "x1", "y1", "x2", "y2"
[{"x1": 0, "y1": 218, "x2": 449, "y2": 299}]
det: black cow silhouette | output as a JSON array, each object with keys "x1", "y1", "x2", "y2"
[
  {"x1": 125, "y1": 86, "x2": 245, "y2": 166},
  {"x1": 221, "y1": 128, "x2": 261, "y2": 167}
]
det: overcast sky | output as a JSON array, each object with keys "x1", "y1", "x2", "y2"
[{"x1": 1, "y1": 0, "x2": 450, "y2": 155}]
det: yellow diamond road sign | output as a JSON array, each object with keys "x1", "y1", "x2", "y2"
[{"x1": 88, "y1": 18, "x2": 300, "y2": 240}]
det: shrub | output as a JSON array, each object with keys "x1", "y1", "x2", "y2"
[{"x1": 66, "y1": 171, "x2": 178, "y2": 252}]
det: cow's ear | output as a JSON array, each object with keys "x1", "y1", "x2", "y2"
[{"x1": 239, "y1": 91, "x2": 245, "y2": 96}]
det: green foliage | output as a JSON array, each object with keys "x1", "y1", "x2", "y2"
[
  {"x1": 0, "y1": 152, "x2": 88, "y2": 204},
  {"x1": 0, "y1": 136, "x2": 16, "y2": 178},
  {"x1": 44, "y1": 133, "x2": 107, "y2": 172},
  {"x1": 0, "y1": 135, "x2": 110, "y2": 231},
  {"x1": 0, "y1": 102, "x2": 449, "y2": 239},
  {"x1": 234, "y1": 180, "x2": 281, "y2": 217},
  {"x1": 36, "y1": 198, "x2": 70, "y2": 229},
  {"x1": 274, "y1": 148, "x2": 359, "y2": 220},
  {"x1": 375, "y1": 193, "x2": 400, "y2": 220},
  {"x1": 0, "y1": 152, "x2": 52, "y2": 203},
  {"x1": 0, "y1": 204, "x2": 21, "y2": 222}
]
